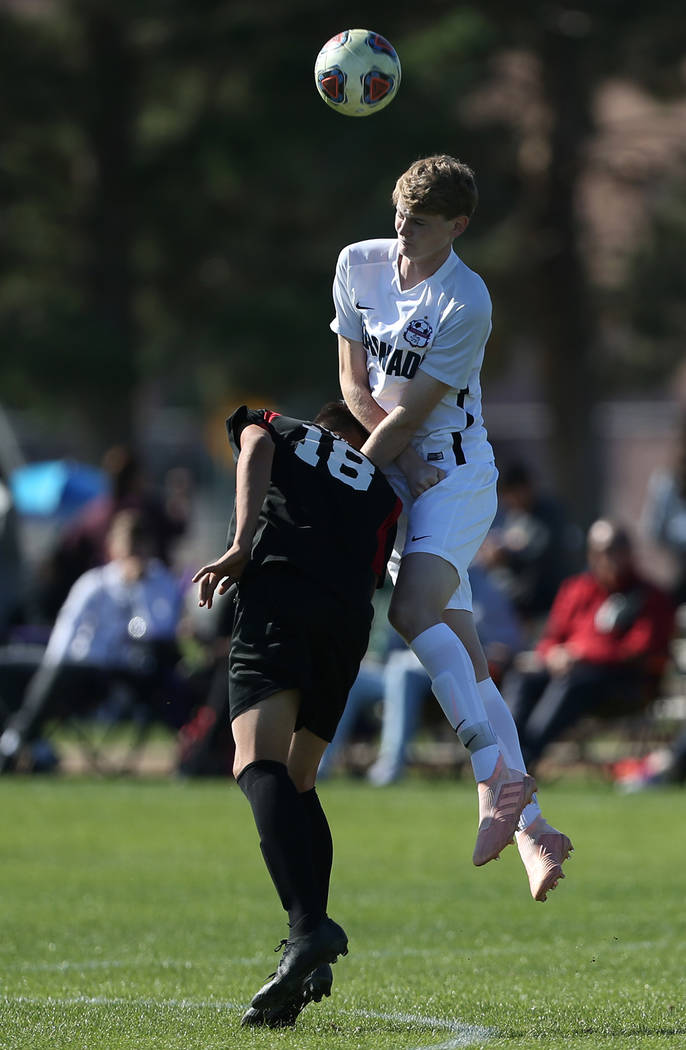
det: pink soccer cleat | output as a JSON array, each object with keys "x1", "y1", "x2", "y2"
[
  {"x1": 472, "y1": 755, "x2": 537, "y2": 866},
  {"x1": 516, "y1": 815, "x2": 573, "y2": 902}
]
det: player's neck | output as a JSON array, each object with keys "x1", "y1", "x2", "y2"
[{"x1": 397, "y1": 246, "x2": 452, "y2": 290}]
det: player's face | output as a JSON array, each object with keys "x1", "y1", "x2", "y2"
[{"x1": 394, "y1": 201, "x2": 467, "y2": 266}]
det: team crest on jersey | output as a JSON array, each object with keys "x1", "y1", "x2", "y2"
[{"x1": 404, "y1": 318, "x2": 433, "y2": 348}]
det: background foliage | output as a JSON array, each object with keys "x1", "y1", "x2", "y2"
[{"x1": 2, "y1": 0, "x2": 686, "y2": 515}]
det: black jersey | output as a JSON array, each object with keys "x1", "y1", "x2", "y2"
[{"x1": 227, "y1": 406, "x2": 401, "y2": 610}]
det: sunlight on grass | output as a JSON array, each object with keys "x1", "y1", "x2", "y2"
[{"x1": 2, "y1": 777, "x2": 685, "y2": 1049}]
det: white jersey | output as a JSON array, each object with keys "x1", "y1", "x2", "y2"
[{"x1": 331, "y1": 238, "x2": 494, "y2": 472}]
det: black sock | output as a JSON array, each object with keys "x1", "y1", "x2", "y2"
[
  {"x1": 237, "y1": 759, "x2": 325, "y2": 936},
  {"x1": 299, "y1": 787, "x2": 333, "y2": 913}
]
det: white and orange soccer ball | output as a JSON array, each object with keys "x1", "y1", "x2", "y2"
[{"x1": 314, "y1": 29, "x2": 401, "y2": 117}]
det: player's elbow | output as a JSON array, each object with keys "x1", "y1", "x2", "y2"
[{"x1": 339, "y1": 365, "x2": 366, "y2": 402}]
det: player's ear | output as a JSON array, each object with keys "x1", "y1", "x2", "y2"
[{"x1": 452, "y1": 215, "x2": 469, "y2": 238}]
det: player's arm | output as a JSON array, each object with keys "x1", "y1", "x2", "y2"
[
  {"x1": 359, "y1": 370, "x2": 452, "y2": 470},
  {"x1": 193, "y1": 424, "x2": 274, "y2": 608},
  {"x1": 339, "y1": 335, "x2": 444, "y2": 495},
  {"x1": 338, "y1": 336, "x2": 387, "y2": 432}
]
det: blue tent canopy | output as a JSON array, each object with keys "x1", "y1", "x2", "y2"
[{"x1": 10, "y1": 460, "x2": 108, "y2": 517}]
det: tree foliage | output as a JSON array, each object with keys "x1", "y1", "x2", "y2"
[{"x1": 1, "y1": 0, "x2": 685, "y2": 513}]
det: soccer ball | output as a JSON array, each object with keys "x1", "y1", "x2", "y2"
[{"x1": 314, "y1": 29, "x2": 401, "y2": 118}]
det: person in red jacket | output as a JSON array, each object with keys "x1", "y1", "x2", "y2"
[{"x1": 504, "y1": 519, "x2": 676, "y2": 769}]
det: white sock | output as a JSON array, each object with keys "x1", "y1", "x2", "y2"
[
  {"x1": 410, "y1": 623, "x2": 499, "y2": 782},
  {"x1": 477, "y1": 677, "x2": 541, "y2": 831}
]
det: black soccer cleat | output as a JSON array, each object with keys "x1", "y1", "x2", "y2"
[
  {"x1": 240, "y1": 963, "x2": 333, "y2": 1028},
  {"x1": 248, "y1": 917, "x2": 347, "y2": 1015}
]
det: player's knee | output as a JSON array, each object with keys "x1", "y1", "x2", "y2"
[
  {"x1": 288, "y1": 756, "x2": 316, "y2": 792},
  {"x1": 233, "y1": 749, "x2": 253, "y2": 780},
  {"x1": 292, "y1": 769, "x2": 317, "y2": 793},
  {"x1": 388, "y1": 593, "x2": 428, "y2": 642}
]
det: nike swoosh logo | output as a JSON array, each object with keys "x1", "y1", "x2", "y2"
[
  {"x1": 411, "y1": 534, "x2": 431, "y2": 541},
  {"x1": 356, "y1": 301, "x2": 372, "y2": 310}
]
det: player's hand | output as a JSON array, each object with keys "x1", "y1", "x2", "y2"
[
  {"x1": 406, "y1": 459, "x2": 446, "y2": 498},
  {"x1": 192, "y1": 546, "x2": 249, "y2": 609},
  {"x1": 395, "y1": 445, "x2": 446, "y2": 498}
]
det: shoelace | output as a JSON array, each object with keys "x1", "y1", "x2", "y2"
[{"x1": 259, "y1": 937, "x2": 290, "y2": 980}]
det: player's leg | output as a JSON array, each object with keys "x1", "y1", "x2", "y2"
[
  {"x1": 389, "y1": 551, "x2": 535, "y2": 865},
  {"x1": 235, "y1": 695, "x2": 347, "y2": 1023},
  {"x1": 236, "y1": 569, "x2": 356, "y2": 1026},
  {"x1": 253, "y1": 602, "x2": 374, "y2": 1026},
  {"x1": 233, "y1": 690, "x2": 326, "y2": 936},
  {"x1": 444, "y1": 608, "x2": 541, "y2": 819},
  {"x1": 245, "y1": 727, "x2": 343, "y2": 1030},
  {"x1": 444, "y1": 609, "x2": 573, "y2": 898},
  {"x1": 231, "y1": 566, "x2": 341, "y2": 937},
  {"x1": 389, "y1": 551, "x2": 494, "y2": 762},
  {"x1": 289, "y1": 727, "x2": 334, "y2": 909},
  {"x1": 388, "y1": 461, "x2": 501, "y2": 780},
  {"x1": 389, "y1": 550, "x2": 500, "y2": 779}
]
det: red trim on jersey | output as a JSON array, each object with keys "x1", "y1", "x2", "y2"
[
  {"x1": 250, "y1": 409, "x2": 282, "y2": 434},
  {"x1": 372, "y1": 497, "x2": 402, "y2": 578}
]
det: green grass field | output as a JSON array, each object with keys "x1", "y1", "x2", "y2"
[{"x1": 2, "y1": 774, "x2": 684, "y2": 1050}]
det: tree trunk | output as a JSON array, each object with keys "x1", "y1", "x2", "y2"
[
  {"x1": 530, "y1": 18, "x2": 600, "y2": 525},
  {"x1": 82, "y1": 6, "x2": 137, "y2": 444}
]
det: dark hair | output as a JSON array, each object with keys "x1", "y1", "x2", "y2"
[
  {"x1": 314, "y1": 401, "x2": 368, "y2": 443},
  {"x1": 392, "y1": 154, "x2": 478, "y2": 219}
]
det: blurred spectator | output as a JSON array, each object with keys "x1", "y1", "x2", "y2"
[
  {"x1": 611, "y1": 732, "x2": 686, "y2": 791},
  {"x1": 480, "y1": 460, "x2": 582, "y2": 636},
  {"x1": 0, "y1": 468, "x2": 25, "y2": 641},
  {"x1": 0, "y1": 510, "x2": 186, "y2": 773},
  {"x1": 503, "y1": 519, "x2": 676, "y2": 770},
  {"x1": 319, "y1": 562, "x2": 524, "y2": 783},
  {"x1": 317, "y1": 629, "x2": 404, "y2": 779},
  {"x1": 641, "y1": 413, "x2": 686, "y2": 605},
  {"x1": 176, "y1": 590, "x2": 236, "y2": 778},
  {"x1": 37, "y1": 445, "x2": 191, "y2": 621}
]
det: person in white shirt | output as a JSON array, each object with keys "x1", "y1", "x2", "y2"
[
  {"x1": 332, "y1": 153, "x2": 572, "y2": 901},
  {"x1": 0, "y1": 509, "x2": 184, "y2": 772}
]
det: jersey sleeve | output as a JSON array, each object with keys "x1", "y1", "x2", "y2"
[
  {"x1": 226, "y1": 406, "x2": 278, "y2": 459},
  {"x1": 330, "y1": 246, "x2": 364, "y2": 342},
  {"x1": 419, "y1": 294, "x2": 492, "y2": 391}
]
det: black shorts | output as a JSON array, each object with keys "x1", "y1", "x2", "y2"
[{"x1": 229, "y1": 564, "x2": 373, "y2": 742}]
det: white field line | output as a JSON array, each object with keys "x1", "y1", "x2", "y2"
[
  {"x1": 345, "y1": 1009, "x2": 495, "y2": 1048},
  {"x1": 2, "y1": 996, "x2": 495, "y2": 1048}
]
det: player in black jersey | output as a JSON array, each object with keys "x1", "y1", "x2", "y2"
[{"x1": 193, "y1": 401, "x2": 400, "y2": 1029}]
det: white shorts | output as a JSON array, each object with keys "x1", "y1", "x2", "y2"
[{"x1": 386, "y1": 459, "x2": 498, "y2": 612}]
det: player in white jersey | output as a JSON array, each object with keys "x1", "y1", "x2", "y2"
[{"x1": 332, "y1": 154, "x2": 572, "y2": 901}]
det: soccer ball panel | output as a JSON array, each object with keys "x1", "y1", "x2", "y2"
[{"x1": 314, "y1": 28, "x2": 401, "y2": 118}]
